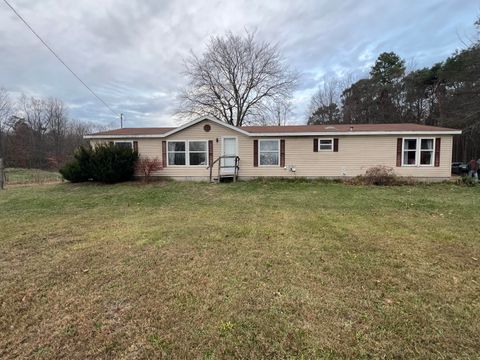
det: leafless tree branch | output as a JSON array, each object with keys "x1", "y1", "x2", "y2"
[{"x1": 178, "y1": 31, "x2": 298, "y2": 126}]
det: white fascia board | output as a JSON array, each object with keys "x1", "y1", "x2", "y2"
[
  {"x1": 84, "y1": 134, "x2": 165, "y2": 139},
  {"x1": 161, "y1": 115, "x2": 252, "y2": 137},
  {"x1": 84, "y1": 116, "x2": 252, "y2": 140},
  {"x1": 247, "y1": 130, "x2": 462, "y2": 137},
  {"x1": 84, "y1": 128, "x2": 462, "y2": 140}
]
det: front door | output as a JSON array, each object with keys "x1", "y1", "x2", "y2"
[{"x1": 222, "y1": 137, "x2": 237, "y2": 175}]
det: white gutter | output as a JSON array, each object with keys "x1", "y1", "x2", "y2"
[
  {"x1": 84, "y1": 134, "x2": 166, "y2": 139},
  {"x1": 247, "y1": 130, "x2": 462, "y2": 136},
  {"x1": 84, "y1": 130, "x2": 462, "y2": 139},
  {"x1": 84, "y1": 115, "x2": 462, "y2": 139}
]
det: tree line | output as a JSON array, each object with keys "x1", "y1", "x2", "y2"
[
  {"x1": 1, "y1": 19, "x2": 478, "y2": 169},
  {"x1": 307, "y1": 18, "x2": 480, "y2": 161},
  {"x1": 0, "y1": 89, "x2": 101, "y2": 169}
]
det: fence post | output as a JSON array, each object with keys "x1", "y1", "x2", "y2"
[{"x1": 0, "y1": 158, "x2": 4, "y2": 190}]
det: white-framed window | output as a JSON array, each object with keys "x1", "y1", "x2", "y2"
[
  {"x1": 419, "y1": 138, "x2": 434, "y2": 166},
  {"x1": 402, "y1": 138, "x2": 417, "y2": 166},
  {"x1": 113, "y1": 141, "x2": 133, "y2": 149},
  {"x1": 259, "y1": 139, "x2": 280, "y2": 166},
  {"x1": 318, "y1": 138, "x2": 333, "y2": 152},
  {"x1": 168, "y1": 141, "x2": 186, "y2": 165},
  {"x1": 402, "y1": 138, "x2": 435, "y2": 167},
  {"x1": 188, "y1": 140, "x2": 208, "y2": 166},
  {"x1": 167, "y1": 140, "x2": 208, "y2": 166}
]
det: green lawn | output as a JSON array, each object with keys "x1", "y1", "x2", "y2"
[
  {"x1": 5, "y1": 168, "x2": 62, "y2": 185},
  {"x1": 0, "y1": 180, "x2": 479, "y2": 359}
]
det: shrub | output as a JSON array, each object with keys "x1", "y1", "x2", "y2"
[
  {"x1": 60, "y1": 144, "x2": 138, "y2": 184},
  {"x1": 90, "y1": 144, "x2": 138, "y2": 183},
  {"x1": 59, "y1": 161, "x2": 87, "y2": 183},
  {"x1": 348, "y1": 166, "x2": 401, "y2": 186},
  {"x1": 458, "y1": 175, "x2": 478, "y2": 187},
  {"x1": 135, "y1": 157, "x2": 163, "y2": 182},
  {"x1": 59, "y1": 146, "x2": 93, "y2": 182}
]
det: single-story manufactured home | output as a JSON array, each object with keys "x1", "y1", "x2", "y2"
[{"x1": 85, "y1": 116, "x2": 462, "y2": 181}]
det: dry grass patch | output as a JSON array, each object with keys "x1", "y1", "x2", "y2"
[
  {"x1": 5, "y1": 168, "x2": 62, "y2": 185},
  {"x1": 0, "y1": 180, "x2": 479, "y2": 359}
]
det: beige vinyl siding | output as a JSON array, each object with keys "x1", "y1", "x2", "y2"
[
  {"x1": 239, "y1": 135, "x2": 452, "y2": 178},
  {"x1": 90, "y1": 120, "x2": 453, "y2": 179},
  {"x1": 157, "y1": 121, "x2": 238, "y2": 177}
]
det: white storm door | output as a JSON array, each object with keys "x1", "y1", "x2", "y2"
[{"x1": 222, "y1": 137, "x2": 237, "y2": 175}]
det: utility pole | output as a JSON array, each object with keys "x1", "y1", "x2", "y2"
[{"x1": 120, "y1": 113, "x2": 124, "y2": 128}]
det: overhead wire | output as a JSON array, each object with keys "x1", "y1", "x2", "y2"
[{"x1": 3, "y1": 0, "x2": 120, "y2": 118}]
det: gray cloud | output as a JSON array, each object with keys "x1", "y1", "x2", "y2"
[{"x1": 1, "y1": 0, "x2": 478, "y2": 127}]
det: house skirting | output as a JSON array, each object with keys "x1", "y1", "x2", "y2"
[{"x1": 135, "y1": 175, "x2": 452, "y2": 182}]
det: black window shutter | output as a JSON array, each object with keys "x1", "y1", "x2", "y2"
[
  {"x1": 280, "y1": 139, "x2": 285, "y2": 167},
  {"x1": 396, "y1": 138, "x2": 402, "y2": 167},
  {"x1": 333, "y1": 138, "x2": 339, "y2": 152},
  {"x1": 208, "y1": 140, "x2": 213, "y2": 166},
  {"x1": 162, "y1": 141, "x2": 167, "y2": 167},
  {"x1": 133, "y1": 141, "x2": 138, "y2": 153},
  {"x1": 313, "y1": 138, "x2": 318, "y2": 152},
  {"x1": 434, "y1": 138, "x2": 441, "y2": 167},
  {"x1": 253, "y1": 140, "x2": 258, "y2": 167}
]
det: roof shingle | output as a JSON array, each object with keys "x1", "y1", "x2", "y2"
[
  {"x1": 88, "y1": 123, "x2": 459, "y2": 137},
  {"x1": 241, "y1": 123, "x2": 458, "y2": 133},
  {"x1": 91, "y1": 127, "x2": 174, "y2": 136}
]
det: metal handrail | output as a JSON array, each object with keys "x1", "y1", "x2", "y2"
[{"x1": 206, "y1": 155, "x2": 240, "y2": 183}]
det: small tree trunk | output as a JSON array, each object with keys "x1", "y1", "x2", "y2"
[{"x1": 0, "y1": 158, "x2": 4, "y2": 190}]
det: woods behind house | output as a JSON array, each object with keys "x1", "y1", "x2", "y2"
[
  {"x1": 307, "y1": 18, "x2": 480, "y2": 161},
  {"x1": 0, "y1": 90, "x2": 101, "y2": 169}
]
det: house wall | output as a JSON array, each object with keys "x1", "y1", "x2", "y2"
[{"x1": 90, "y1": 119, "x2": 454, "y2": 180}]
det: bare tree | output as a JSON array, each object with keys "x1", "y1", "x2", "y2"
[
  {"x1": 179, "y1": 31, "x2": 298, "y2": 126},
  {"x1": 0, "y1": 88, "x2": 12, "y2": 157},
  {"x1": 0, "y1": 88, "x2": 11, "y2": 125},
  {"x1": 307, "y1": 76, "x2": 354, "y2": 124},
  {"x1": 65, "y1": 119, "x2": 97, "y2": 155},
  {"x1": 46, "y1": 98, "x2": 68, "y2": 166},
  {"x1": 18, "y1": 95, "x2": 48, "y2": 132},
  {"x1": 308, "y1": 78, "x2": 342, "y2": 116},
  {"x1": 0, "y1": 87, "x2": 106, "y2": 168},
  {"x1": 15, "y1": 95, "x2": 50, "y2": 167},
  {"x1": 259, "y1": 100, "x2": 292, "y2": 126}
]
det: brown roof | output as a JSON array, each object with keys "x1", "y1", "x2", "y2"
[
  {"x1": 241, "y1": 123, "x2": 459, "y2": 133},
  {"x1": 91, "y1": 127, "x2": 174, "y2": 136},
  {"x1": 88, "y1": 123, "x2": 459, "y2": 137}
]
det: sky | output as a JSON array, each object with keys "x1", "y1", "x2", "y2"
[{"x1": 1, "y1": 0, "x2": 479, "y2": 128}]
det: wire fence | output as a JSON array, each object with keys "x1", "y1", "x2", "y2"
[{"x1": 1, "y1": 165, "x2": 63, "y2": 187}]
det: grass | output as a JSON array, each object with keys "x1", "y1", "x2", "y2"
[
  {"x1": 4, "y1": 168, "x2": 62, "y2": 185},
  {"x1": 0, "y1": 179, "x2": 479, "y2": 359}
]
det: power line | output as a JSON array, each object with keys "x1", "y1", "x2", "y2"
[{"x1": 3, "y1": 0, "x2": 119, "y2": 118}]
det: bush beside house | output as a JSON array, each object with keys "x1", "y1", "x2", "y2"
[
  {"x1": 135, "y1": 157, "x2": 163, "y2": 182},
  {"x1": 60, "y1": 144, "x2": 138, "y2": 183},
  {"x1": 59, "y1": 146, "x2": 93, "y2": 182},
  {"x1": 348, "y1": 166, "x2": 406, "y2": 186}
]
